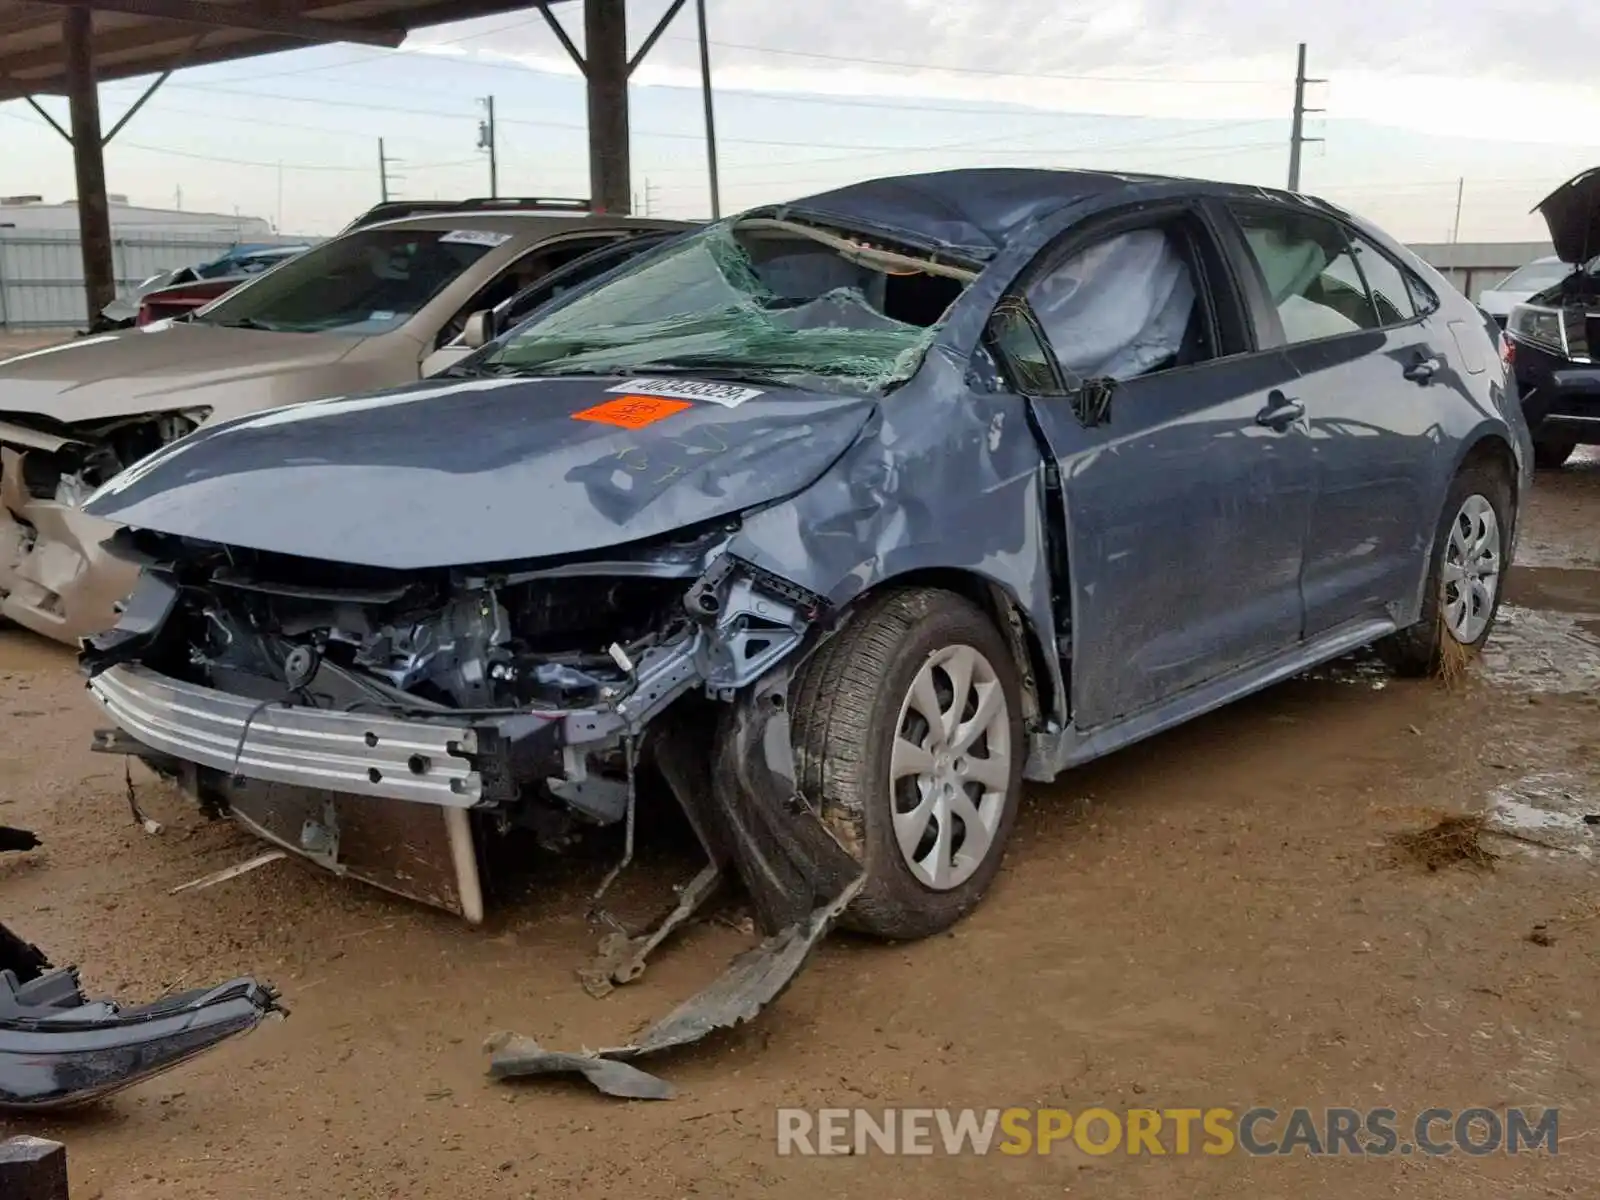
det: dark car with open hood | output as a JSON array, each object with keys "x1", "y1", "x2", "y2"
[
  {"x1": 1504, "y1": 167, "x2": 1600, "y2": 467},
  {"x1": 77, "y1": 170, "x2": 1530, "y2": 1035}
]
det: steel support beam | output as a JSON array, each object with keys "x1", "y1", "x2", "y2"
[
  {"x1": 22, "y1": 94, "x2": 71, "y2": 140},
  {"x1": 627, "y1": 0, "x2": 684, "y2": 73},
  {"x1": 102, "y1": 33, "x2": 200, "y2": 144},
  {"x1": 535, "y1": 1, "x2": 584, "y2": 72},
  {"x1": 584, "y1": 0, "x2": 629, "y2": 214},
  {"x1": 27, "y1": 0, "x2": 406, "y2": 47},
  {"x1": 64, "y1": 6, "x2": 116, "y2": 319}
]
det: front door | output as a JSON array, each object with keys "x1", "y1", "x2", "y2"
[{"x1": 994, "y1": 207, "x2": 1314, "y2": 729}]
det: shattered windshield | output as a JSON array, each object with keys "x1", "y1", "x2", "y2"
[{"x1": 480, "y1": 219, "x2": 971, "y2": 395}]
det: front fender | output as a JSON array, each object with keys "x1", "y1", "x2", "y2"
[{"x1": 726, "y1": 367, "x2": 1065, "y2": 727}]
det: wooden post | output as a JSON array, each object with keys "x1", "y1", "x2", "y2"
[
  {"x1": 584, "y1": 0, "x2": 630, "y2": 214},
  {"x1": 0, "y1": 1136, "x2": 69, "y2": 1200},
  {"x1": 63, "y1": 5, "x2": 116, "y2": 321}
]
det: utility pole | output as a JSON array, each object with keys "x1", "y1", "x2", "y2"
[
  {"x1": 478, "y1": 96, "x2": 498, "y2": 198},
  {"x1": 1287, "y1": 42, "x2": 1324, "y2": 192},
  {"x1": 695, "y1": 0, "x2": 721, "y2": 218},
  {"x1": 1451, "y1": 177, "x2": 1465, "y2": 243},
  {"x1": 379, "y1": 138, "x2": 389, "y2": 202}
]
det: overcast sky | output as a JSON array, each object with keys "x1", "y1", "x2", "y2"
[{"x1": 2, "y1": 0, "x2": 1596, "y2": 243}]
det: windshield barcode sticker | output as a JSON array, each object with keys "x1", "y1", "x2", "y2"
[{"x1": 607, "y1": 378, "x2": 764, "y2": 407}]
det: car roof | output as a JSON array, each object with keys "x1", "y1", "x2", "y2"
[
  {"x1": 773, "y1": 167, "x2": 1311, "y2": 261},
  {"x1": 355, "y1": 211, "x2": 694, "y2": 239}
]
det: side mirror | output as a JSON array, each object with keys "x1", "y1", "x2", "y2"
[{"x1": 462, "y1": 309, "x2": 493, "y2": 349}]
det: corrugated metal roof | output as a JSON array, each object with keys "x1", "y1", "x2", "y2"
[{"x1": 0, "y1": 0, "x2": 574, "y2": 100}]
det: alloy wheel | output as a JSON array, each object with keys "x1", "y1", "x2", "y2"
[
  {"x1": 1441, "y1": 492, "x2": 1500, "y2": 644},
  {"x1": 888, "y1": 644, "x2": 1013, "y2": 890}
]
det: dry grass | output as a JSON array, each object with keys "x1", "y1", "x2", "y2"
[
  {"x1": 1390, "y1": 812, "x2": 1497, "y2": 872},
  {"x1": 1433, "y1": 625, "x2": 1474, "y2": 689}
]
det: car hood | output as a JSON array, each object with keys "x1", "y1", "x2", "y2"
[
  {"x1": 1535, "y1": 167, "x2": 1600, "y2": 264},
  {"x1": 84, "y1": 374, "x2": 877, "y2": 570},
  {"x1": 0, "y1": 324, "x2": 359, "y2": 424}
]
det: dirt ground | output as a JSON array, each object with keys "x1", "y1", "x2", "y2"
[
  {"x1": 0, "y1": 330, "x2": 75, "y2": 356},
  {"x1": 1, "y1": 454, "x2": 1598, "y2": 1199}
]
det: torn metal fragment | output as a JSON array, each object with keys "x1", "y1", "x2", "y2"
[
  {"x1": 579, "y1": 862, "x2": 723, "y2": 999},
  {"x1": 489, "y1": 873, "x2": 863, "y2": 1099},
  {"x1": 484, "y1": 1034, "x2": 676, "y2": 1101}
]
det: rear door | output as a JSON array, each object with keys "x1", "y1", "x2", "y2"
[
  {"x1": 1217, "y1": 203, "x2": 1444, "y2": 637},
  {"x1": 993, "y1": 202, "x2": 1313, "y2": 729}
]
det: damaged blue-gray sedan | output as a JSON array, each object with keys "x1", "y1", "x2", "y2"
[{"x1": 76, "y1": 170, "x2": 1530, "y2": 1076}]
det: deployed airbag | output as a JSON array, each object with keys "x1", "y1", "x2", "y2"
[{"x1": 1027, "y1": 229, "x2": 1195, "y2": 380}]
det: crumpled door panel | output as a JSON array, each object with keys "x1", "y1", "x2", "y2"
[{"x1": 0, "y1": 921, "x2": 283, "y2": 1112}]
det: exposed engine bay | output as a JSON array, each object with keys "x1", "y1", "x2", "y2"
[
  {"x1": 82, "y1": 523, "x2": 869, "y2": 1097},
  {"x1": 83, "y1": 521, "x2": 855, "y2": 919}
]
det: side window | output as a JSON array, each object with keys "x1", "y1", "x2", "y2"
[
  {"x1": 1021, "y1": 227, "x2": 1212, "y2": 382},
  {"x1": 1405, "y1": 271, "x2": 1439, "y2": 317},
  {"x1": 1346, "y1": 234, "x2": 1417, "y2": 326},
  {"x1": 500, "y1": 237, "x2": 662, "y2": 329},
  {"x1": 1232, "y1": 208, "x2": 1380, "y2": 344},
  {"x1": 437, "y1": 236, "x2": 622, "y2": 347}
]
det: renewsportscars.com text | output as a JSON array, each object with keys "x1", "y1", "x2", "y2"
[{"x1": 775, "y1": 1106, "x2": 1559, "y2": 1157}]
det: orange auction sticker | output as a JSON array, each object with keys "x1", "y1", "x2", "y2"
[{"x1": 572, "y1": 395, "x2": 694, "y2": 430}]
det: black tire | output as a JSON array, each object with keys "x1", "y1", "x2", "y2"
[
  {"x1": 790, "y1": 587, "x2": 1025, "y2": 940},
  {"x1": 1532, "y1": 437, "x2": 1577, "y2": 470},
  {"x1": 1379, "y1": 460, "x2": 1512, "y2": 676}
]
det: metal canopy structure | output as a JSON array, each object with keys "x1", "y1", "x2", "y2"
[{"x1": 0, "y1": 0, "x2": 717, "y2": 320}]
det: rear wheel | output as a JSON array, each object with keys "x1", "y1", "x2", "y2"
[
  {"x1": 790, "y1": 587, "x2": 1025, "y2": 940},
  {"x1": 1380, "y1": 461, "x2": 1511, "y2": 676},
  {"x1": 1532, "y1": 436, "x2": 1577, "y2": 470}
]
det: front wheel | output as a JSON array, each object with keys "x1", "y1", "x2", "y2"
[
  {"x1": 1380, "y1": 461, "x2": 1511, "y2": 676},
  {"x1": 790, "y1": 588, "x2": 1025, "y2": 940}
]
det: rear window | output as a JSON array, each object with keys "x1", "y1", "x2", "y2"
[
  {"x1": 194, "y1": 228, "x2": 510, "y2": 335},
  {"x1": 1494, "y1": 259, "x2": 1572, "y2": 294}
]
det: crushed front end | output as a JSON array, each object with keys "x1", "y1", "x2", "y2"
[
  {"x1": 82, "y1": 522, "x2": 855, "y2": 931},
  {"x1": 0, "y1": 408, "x2": 205, "y2": 641}
]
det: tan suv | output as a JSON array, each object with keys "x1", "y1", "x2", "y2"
[{"x1": 0, "y1": 206, "x2": 689, "y2": 644}]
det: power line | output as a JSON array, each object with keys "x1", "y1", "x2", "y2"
[
  {"x1": 158, "y1": 78, "x2": 1149, "y2": 154},
  {"x1": 643, "y1": 117, "x2": 1283, "y2": 180},
  {"x1": 129, "y1": 57, "x2": 1283, "y2": 126},
  {"x1": 113, "y1": 141, "x2": 368, "y2": 171},
  {"x1": 652, "y1": 34, "x2": 1282, "y2": 86},
  {"x1": 651, "y1": 138, "x2": 1289, "y2": 196}
]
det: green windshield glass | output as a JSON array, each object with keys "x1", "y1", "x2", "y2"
[{"x1": 482, "y1": 223, "x2": 964, "y2": 395}]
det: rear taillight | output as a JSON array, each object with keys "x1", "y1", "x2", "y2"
[{"x1": 1499, "y1": 333, "x2": 1515, "y2": 367}]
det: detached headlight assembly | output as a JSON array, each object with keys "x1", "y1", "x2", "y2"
[{"x1": 1507, "y1": 303, "x2": 1570, "y2": 357}]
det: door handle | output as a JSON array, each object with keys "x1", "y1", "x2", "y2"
[
  {"x1": 1256, "y1": 391, "x2": 1305, "y2": 431},
  {"x1": 1403, "y1": 354, "x2": 1442, "y2": 383}
]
